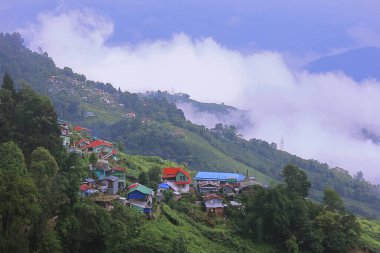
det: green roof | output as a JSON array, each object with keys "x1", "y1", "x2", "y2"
[{"x1": 128, "y1": 183, "x2": 153, "y2": 195}]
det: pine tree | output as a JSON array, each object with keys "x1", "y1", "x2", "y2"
[{"x1": 2, "y1": 73, "x2": 15, "y2": 95}]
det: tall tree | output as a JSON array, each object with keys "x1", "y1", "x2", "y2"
[
  {"x1": 323, "y1": 187, "x2": 345, "y2": 212},
  {"x1": 28, "y1": 147, "x2": 60, "y2": 251},
  {"x1": 2, "y1": 73, "x2": 15, "y2": 95},
  {"x1": 282, "y1": 164, "x2": 311, "y2": 198},
  {"x1": 57, "y1": 153, "x2": 87, "y2": 206},
  {"x1": 0, "y1": 141, "x2": 40, "y2": 253},
  {"x1": 13, "y1": 86, "x2": 64, "y2": 162}
]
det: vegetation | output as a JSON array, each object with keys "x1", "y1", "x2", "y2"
[
  {"x1": 1, "y1": 35, "x2": 380, "y2": 252},
  {"x1": 238, "y1": 166, "x2": 361, "y2": 253}
]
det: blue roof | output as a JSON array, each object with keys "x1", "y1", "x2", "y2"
[
  {"x1": 158, "y1": 183, "x2": 170, "y2": 189},
  {"x1": 194, "y1": 172, "x2": 245, "y2": 181},
  {"x1": 85, "y1": 178, "x2": 95, "y2": 183}
]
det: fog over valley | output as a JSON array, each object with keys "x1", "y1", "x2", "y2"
[{"x1": 18, "y1": 9, "x2": 380, "y2": 183}]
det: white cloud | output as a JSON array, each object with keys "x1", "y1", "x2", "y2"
[
  {"x1": 348, "y1": 24, "x2": 380, "y2": 47},
  {"x1": 22, "y1": 10, "x2": 380, "y2": 183}
]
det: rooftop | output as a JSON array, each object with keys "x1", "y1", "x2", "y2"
[
  {"x1": 194, "y1": 172, "x2": 245, "y2": 182},
  {"x1": 128, "y1": 183, "x2": 153, "y2": 195}
]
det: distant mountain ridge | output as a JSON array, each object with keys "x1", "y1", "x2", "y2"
[
  {"x1": 140, "y1": 91, "x2": 253, "y2": 131},
  {"x1": 307, "y1": 47, "x2": 380, "y2": 81}
]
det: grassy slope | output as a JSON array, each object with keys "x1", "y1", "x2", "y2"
[
  {"x1": 180, "y1": 129, "x2": 275, "y2": 184},
  {"x1": 359, "y1": 219, "x2": 380, "y2": 253},
  {"x1": 128, "y1": 204, "x2": 275, "y2": 253}
]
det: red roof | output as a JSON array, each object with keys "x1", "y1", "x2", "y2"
[
  {"x1": 113, "y1": 167, "x2": 125, "y2": 172},
  {"x1": 77, "y1": 139, "x2": 90, "y2": 147},
  {"x1": 128, "y1": 183, "x2": 139, "y2": 189},
  {"x1": 79, "y1": 184, "x2": 89, "y2": 191},
  {"x1": 73, "y1": 126, "x2": 92, "y2": 133},
  {"x1": 162, "y1": 167, "x2": 191, "y2": 184},
  {"x1": 87, "y1": 140, "x2": 113, "y2": 149},
  {"x1": 112, "y1": 149, "x2": 118, "y2": 155}
]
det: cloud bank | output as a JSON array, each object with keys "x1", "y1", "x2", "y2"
[{"x1": 22, "y1": 10, "x2": 380, "y2": 183}]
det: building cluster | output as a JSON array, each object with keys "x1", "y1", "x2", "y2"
[{"x1": 57, "y1": 120, "x2": 259, "y2": 219}]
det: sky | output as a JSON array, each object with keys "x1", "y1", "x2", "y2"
[{"x1": 1, "y1": 0, "x2": 380, "y2": 183}]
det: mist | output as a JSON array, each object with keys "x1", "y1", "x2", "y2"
[{"x1": 21, "y1": 9, "x2": 380, "y2": 183}]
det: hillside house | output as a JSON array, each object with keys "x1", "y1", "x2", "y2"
[
  {"x1": 98, "y1": 176, "x2": 119, "y2": 195},
  {"x1": 221, "y1": 184, "x2": 236, "y2": 196},
  {"x1": 73, "y1": 125, "x2": 92, "y2": 136},
  {"x1": 194, "y1": 172, "x2": 245, "y2": 193},
  {"x1": 202, "y1": 194, "x2": 224, "y2": 217},
  {"x1": 198, "y1": 181, "x2": 220, "y2": 194},
  {"x1": 162, "y1": 168, "x2": 191, "y2": 192},
  {"x1": 84, "y1": 111, "x2": 96, "y2": 118},
  {"x1": 122, "y1": 112, "x2": 136, "y2": 119},
  {"x1": 77, "y1": 139, "x2": 90, "y2": 150},
  {"x1": 95, "y1": 159, "x2": 111, "y2": 178},
  {"x1": 87, "y1": 140, "x2": 114, "y2": 154},
  {"x1": 126, "y1": 183, "x2": 154, "y2": 214},
  {"x1": 58, "y1": 120, "x2": 70, "y2": 149},
  {"x1": 111, "y1": 167, "x2": 126, "y2": 190},
  {"x1": 85, "y1": 140, "x2": 118, "y2": 161}
]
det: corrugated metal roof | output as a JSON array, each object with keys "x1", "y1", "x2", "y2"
[
  {"x1": 127, "y1": 183, "x2": 153, "y2": 195},
  {"x1": 194, "y1": 172, "x2": 245, "y2": 181}
]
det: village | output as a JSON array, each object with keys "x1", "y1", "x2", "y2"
[{"x1": 58, "y1": 119, "x2": 260, "y2": 219}]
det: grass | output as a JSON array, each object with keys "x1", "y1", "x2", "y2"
[
  {"x1": 359, "y1": 219, "x2": 380, "y2": 252},
  {"x1": 128, "y1": 204, "x2": 276, "y2": 253},
  {"x1": 80, "y1": 102, "x2": 124, "y2": 124},
  {"x1": 180, "y1": 129, "x2": 276, "y2": 184}
]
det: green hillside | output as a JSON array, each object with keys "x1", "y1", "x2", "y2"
[{"x1": 1, "y1": 32, "x2": 380, "y2": 219}]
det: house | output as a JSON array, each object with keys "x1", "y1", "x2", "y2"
[
  {"x1": 126, "y1": 183, "x2": 154, "y2": 214},
  {"x1": 84, "y1": 111, "x2": 96, "y2": 118},
  {"x1": 73, "y1": 125, "x2": 92, "y2": 136},
  {"x1": 194, "y1": 172, "x2": 245, "y2": 193},
  {"x1": 122, "y1": 112, "x2": 136, "y2": 119},
  {"x1": 95, "y1": 159, "x2": 111, "y2": 178},
  {"x1": 197, "y1": 181, "x2": 220, "y2": 194},
  {"x1": 87, "y1": 140, "x2": 113, "y2": 154},
  {"x1": 202, "y1": 194, "x2": 224, "y2": 217},
  {"x1": 77, "y1": 139, "x2": 90, "y2": 150},
  {"x1": 58, "y1": 120, "x2": 70, "y2": 149},
  {"x1": 111, "y1": 167, "x2": 126, "y2": 190},
  {"x1": 162, "y1": 167, "x2": 191, "y2": 192},
  {"x1": 87, "y1": 140, "x2": 118, "y2": 161},
  {"x1": 98, "y1": 176, "x2": 119, "y2": 195},
  {"x1": 84, "y1": 178, "x2": 95, "y2": 188},
  {"x1": 221, "y1": 184, "x2": 235, "y2": 196},
  {"x1": 61, "y1": 136, "x2": 70, "y2": 149},
  {"x1": 100, "y1": 148, "x2": 118, "y2": 161},
  {"x1": 91, "y1": 195, "x2": 120, "y2": 210}
]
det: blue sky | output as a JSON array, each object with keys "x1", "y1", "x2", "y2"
[{"x1": 2, "y1": 0, "x2": 380, "y2": 58}]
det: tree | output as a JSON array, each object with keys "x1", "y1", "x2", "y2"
[
  {"x1": 282, "y1": 164, "x2": 311, "y2": 198},
  {"x1": 89, "y1": 152, "x2": 98, "y2": 166},
  {"x1": 13, "y1": 86, "x2": 64, "y2": 162},
  {"x1": 323, "y1": 187, "x2": 344, "y2": 212},
  {"x1": 57, "y1": 153, "x2": 87, "y2": 206},
  {"x1": 138, "y1": 171, "x2": 149, "y2": 185},
  {"x1": 29, "y1": 147, "x2": 60, "y2": 251},
  {"x1": 2, "y1": 73, "x2": 15, "y2": 95},
  {"x1": 315, "y1": 211, "x2": 360, "y2": 253},
  {"x1": 147, "y1": 166, "x2": 161, "y2": 185},
  {"x1": 0, "y1": 141, "x2": 40, "y2": 253}
]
